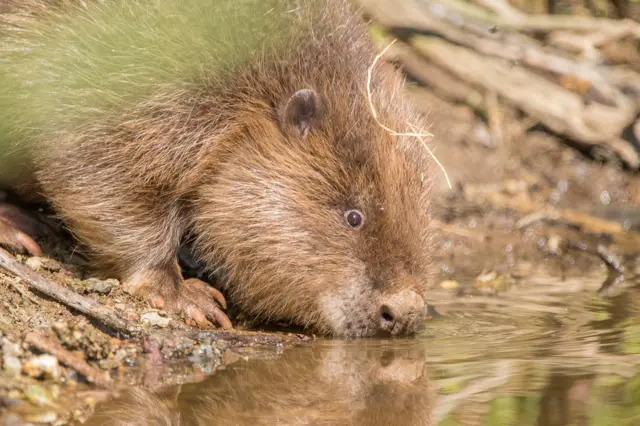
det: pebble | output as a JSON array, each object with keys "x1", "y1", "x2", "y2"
[
  {"x1": 23, "y1": 355, "x2": 61, "y2": 380},
  {"x1": 3, "y1": 355, "x2": 22, "y2": 378},
  {"x1": 99, "y1": 348, "x2": 128, "y2": 369},
  {"x1": 24, "y1": 385, "x2": 55, "y2": 407},
  {"x1": 84, "y1": 278, "x2": 117, "y2": 294},
  {"x1": 140, "y1": 312, "x2": 171, "y2": 328},
  {"x1": 2, "y1": 339, "x2": 23, "y2": 378},
  {"x1": 24, "y1": 257, "x2": 63, "y2": 272},
  {"x1": 25, "y1": 257, "x2": 44, "y2": 271}
]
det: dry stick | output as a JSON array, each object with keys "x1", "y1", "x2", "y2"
[
  {"x1": 367, "y1": 39, "x2": 452, "y2": 190},
  {"x1": 385, "y1": 42, "x2": 487, "y2": 117},
  {"x1": 472, "y1": 0, "x2": 525, "y2": 21},
  {"x1": 24, "y1": 331, "x2": 112, "y2": 389},
  {"x1": 0, "y1": 248, "x2": 139, "y2": 335}
]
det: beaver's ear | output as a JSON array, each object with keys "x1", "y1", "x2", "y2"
[{"x1": 281, "y1": 89, "x2": 323, "y2": 139}]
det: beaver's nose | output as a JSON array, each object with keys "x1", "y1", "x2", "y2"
[{"x1": 378, "y1": 289, "x2": 426, "y2": 335}]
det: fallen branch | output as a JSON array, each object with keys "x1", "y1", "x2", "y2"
[
  {"x1": 25, "y1": 331, "x2": 112, "y2": 389},
  {"x1": 449, "y1": 0, "x2": 640, "y2": 39},
  {"x1": 385, "y1": 40, "x2": 488, "y2": 117},
  {"x1": 473, "y1": 0, "x2": 525, "y2": 22},
  {"x1": 357, "y1": 0, "x2": 640, "y2": 167},
  {"x1": 410, "y1": 36, "x2": 635, "y2": 144}
]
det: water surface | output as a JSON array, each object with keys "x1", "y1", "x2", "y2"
[{"x1": 86, "y1": 261, "x2": 640, "y2": 425}]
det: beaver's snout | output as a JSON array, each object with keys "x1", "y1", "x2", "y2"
[{"x1": 378, "y1": 289, "x2": 426, "y2": 336}]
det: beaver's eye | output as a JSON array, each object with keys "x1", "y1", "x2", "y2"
[{"x1": 345, "y1": 210, "x2": 364, "y2": 229}]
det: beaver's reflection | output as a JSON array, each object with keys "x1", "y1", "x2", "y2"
[{"x1": 87, "y1": 339, "x2": 434, "y2": 426}]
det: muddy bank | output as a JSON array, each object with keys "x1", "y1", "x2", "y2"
[{"x1": 0, "y1": 246, "x2": 308, "y2": 425}]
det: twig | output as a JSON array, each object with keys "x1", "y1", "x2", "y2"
[
  {"x1": 430, "y1": 219, "x2": 485, "y2": 242},
  {"x1": 25, "y1": 331, "x2": 112, "y2": 388},
  {"x1": 0, "y1": 248, "x2": 139, "y2": 336}
]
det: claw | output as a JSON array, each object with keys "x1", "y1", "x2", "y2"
[
  {"x1": 206, "y1": 286, "x2": 227, "y2": 310},
  {"x1": 183, "y1": 279, "x2": 227, "y2": 309},
  {"x1": 150, "y1": 294, "x2": 165, "y2": 309},
  {"x1": 209, "y1": 306, "x2": 233, "y2": 330},
  {"x1": 185, "y1": 305, "x2": 209, "y2": 328}
]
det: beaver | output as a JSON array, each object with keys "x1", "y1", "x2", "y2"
[
  {"x1": 0, "y1": 0, "x2": 435, "y2": 337},
  {"x1": 84, "y1": 339, "x2": 435, "y2": 426}
]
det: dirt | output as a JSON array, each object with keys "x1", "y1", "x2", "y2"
[{"x1": 0, "y1": 239, "x2": 308, "y2": 425}]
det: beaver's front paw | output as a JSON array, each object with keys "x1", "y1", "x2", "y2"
[
  {"x1": 151, "y1": 277, "x2": 232, "y2": 329},
  {"x1": 124, "y1": 264, "x2": 232, "y2": 329}
]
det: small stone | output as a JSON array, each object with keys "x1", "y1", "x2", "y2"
[
  {"x1": 24, "y1": 385, "x2": 55, "y2": 407},
  {"x1": 52, "y1": 321, "x2": 69, "y2": 333},
  {"x1": 2, "y1": 338, "x2": 23, "y2": 378},
  {"x1": 98, "y1": 348, "x2": 128, "y2": 369},
  {"x1": 546, "y1": 234, "x2": 563, "y2": 254},
  {"x1": 3, "y1": 355, "x2": 22, "y2": 378},
  {"x1": 439, "y1": 280, "x2": 458, "y2": 290},
  {"x1": 114, "y1": 304, "x2": 127, "y2": 311},
  {"x1": 41, "y1": 258, "x2": 62, "y2": 272},
  {"x1": 84, "y1": 278, "x2": 116, "y2": 294},
  {"x1": 23, "y1": 355, "x2": 61, "y2": 380},
  {"x1": 25, "y1": 257, "x2": 44, "y2": 271},
  {"x1": 503, "y1": 179, "x2": 527, "y2": 195},
  {"x1": 140, "y1": 312, "x2": 171, "y2": 328}
]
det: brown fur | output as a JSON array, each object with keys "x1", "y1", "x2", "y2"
[{"x1": 14, "y1": 0, "x2": 435, "y2": 336}]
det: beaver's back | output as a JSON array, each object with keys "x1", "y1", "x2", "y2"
[{"x1": 0, "y1": 0, "x2": 336, "y2": 160}]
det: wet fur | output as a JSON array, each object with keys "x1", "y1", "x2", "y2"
[{"x1": 1, "y1": 0, "x2": 435, "y2": 336}]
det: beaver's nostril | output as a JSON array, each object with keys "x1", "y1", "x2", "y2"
[{"x1": 380, "y1": 305, "x2": 395, "y2": 330}]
